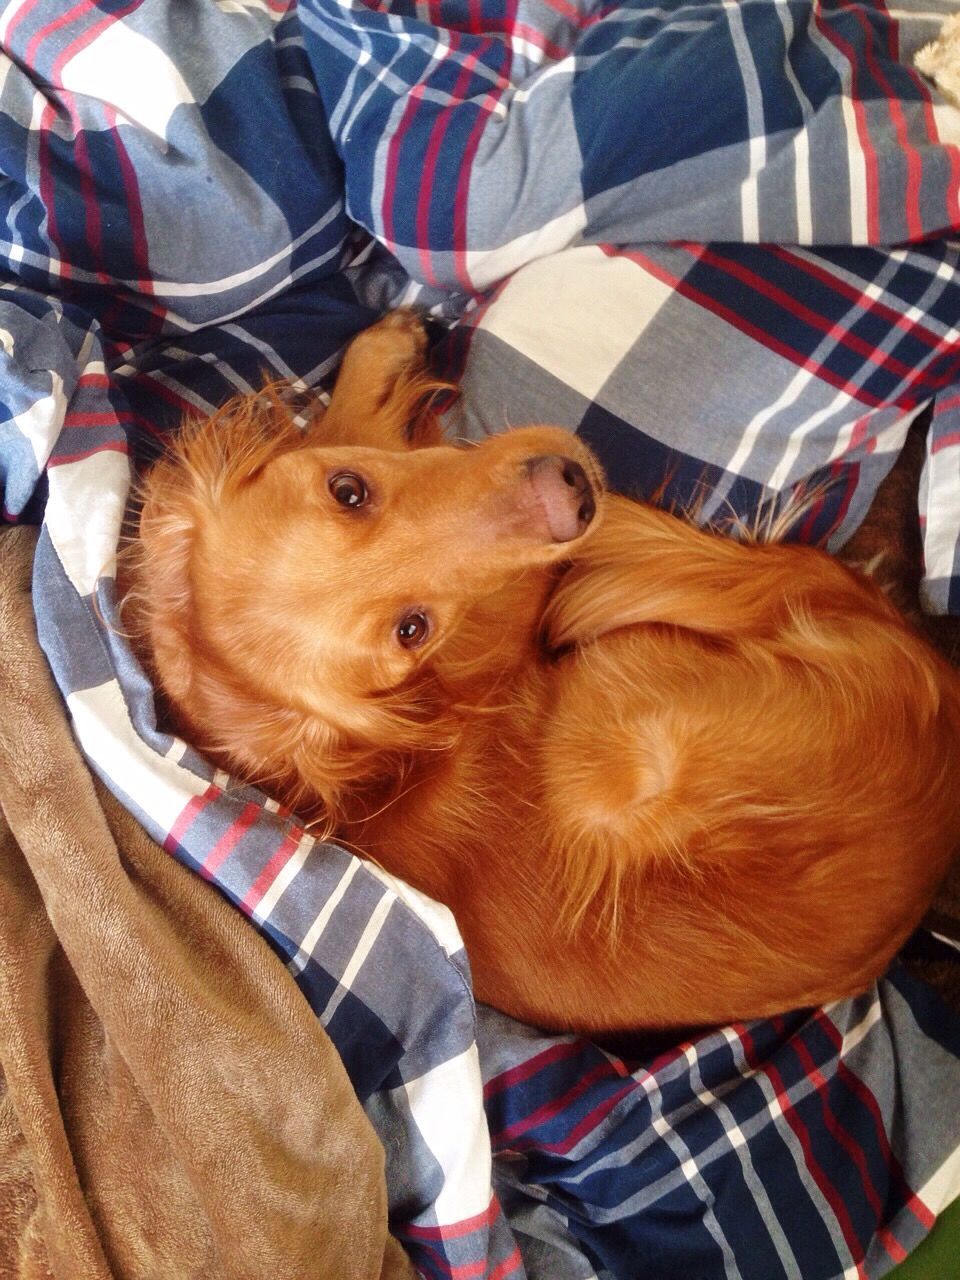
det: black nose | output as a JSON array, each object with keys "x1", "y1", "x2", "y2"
[{"x1": 559, "y1": 459, "x2": 596, "y2": 530}]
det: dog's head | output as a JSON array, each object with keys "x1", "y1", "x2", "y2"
[{"x1": 123, "y1": 385, "x2": 604, "y2": 816}]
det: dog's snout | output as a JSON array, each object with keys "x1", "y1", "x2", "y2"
[{"x1": 526, "y1": 454, "x2": 597, "y2": 543}]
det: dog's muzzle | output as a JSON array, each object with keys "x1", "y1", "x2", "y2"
[{"x1": 526, "y1": 455, "x2": 597, "y2": 543}]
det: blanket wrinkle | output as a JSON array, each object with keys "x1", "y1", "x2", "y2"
[{"x1": 0, "y1": 527, "x2": 414, "y2": 1280}]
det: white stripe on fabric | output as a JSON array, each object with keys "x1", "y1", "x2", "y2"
[
  {"x1": 318, "y1": 888, "x2": 395, "y2": 1023},
  {"x1": 722, "y1": 1023, "x2": 855, "y2": 1268},
  {"x1": 363, "y1": 859, "x2": 464, "y2": 957},
  {"x1": 821, "y1": 993, "x2": 883, "y2": 1058},
  {"x1": 692, "y1": 1036, "x2": 805, "y2": 1280},
  {"x1": 774, "y1": 0, "x2": 814, "y2": 241},
  {"x1": 251, "y1": 830, "x2": 315, "y2": 925},
  {"x1": 722, "y1": 0, "x2": 765, "y2": 241},
  {"x1": 722, "y1": 366, "x2": 846, "y2": 489},
  {"x1": 68, "y1": 680, "x2": 211, "y2": 831},
  {"x1": 463, "y1": 204, "x2": 588, "y2": 291},
  {"x1": 803, "y1": 11, "x2": 869, "y2": 242},
  {"x1": 403, "y1": 1045, "x2": 493, "y2": 1221},
  {"x1": 642, "y1": 1072, "x2": 742, "y2": 1278},
  {"x1": 916, "y1": 1145, "x2": 960, "y2": 1219},
  {"x1": 287, "y1": 856, "x2": 362, "y2": 977},
  {"x1": 920, "y1": 437, "x2": 960, "y2": 585}
]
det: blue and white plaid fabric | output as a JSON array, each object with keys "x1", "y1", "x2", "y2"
[{"x1": 2, "y1": 1, "x2": 960, "y2": 1276}]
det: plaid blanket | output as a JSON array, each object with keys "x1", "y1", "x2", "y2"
[{"x1": 2, "y1": 1, "x2": 960, "y2": 1277}]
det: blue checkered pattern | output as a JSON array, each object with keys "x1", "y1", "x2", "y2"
[{"x1": 2, "y1": 1, "x2": 960, "y2": 1276}]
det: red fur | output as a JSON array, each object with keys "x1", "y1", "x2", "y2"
[{"x1": 121, "y1": 312, "x2": 960, "y2": 1034}]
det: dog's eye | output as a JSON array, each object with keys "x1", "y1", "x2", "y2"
[
  {"x1": 329, "y1": 471, "x2": 368, "y2": 508},
  {"x1": 397, "y1": 611, "x2": 430, "y2": 650}
]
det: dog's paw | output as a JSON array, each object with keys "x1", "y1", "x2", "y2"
[{"x1": 353, "y1": 308, "x2": 429, "y2": 375}]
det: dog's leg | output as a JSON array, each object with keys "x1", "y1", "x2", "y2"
[{"x1": 318, "y1": 310, "x2": 445, "y2": 449}]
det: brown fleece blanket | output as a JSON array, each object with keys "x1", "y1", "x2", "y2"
[{"x1": 0, "y1": 526, "x2": 413, "y2": 1280}]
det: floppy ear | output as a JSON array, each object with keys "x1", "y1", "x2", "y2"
[
  {"x1": 542, "y1": 494, "x2": 895, "y2": 652},
  {"x1": 318, "y1": 309, "x2": 449, "y2": 450},
  {"x1": 121, "y1": 389, "x2": 305, "y2": 705}
]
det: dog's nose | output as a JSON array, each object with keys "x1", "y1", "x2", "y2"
[{"x1": 526, "y1": 454, "x2": 597, "y2": 543}]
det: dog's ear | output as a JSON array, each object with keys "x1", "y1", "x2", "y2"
[
  {"x1": 542, "y1": 495, "x2": 897, "y2": 652},
  {"x1": 166, "y1": 387, "x2": 305, "y2": 503},
  {"x1": 122, "y1": 390, "x2": 303, "y2": 703},
  {"x1": 316, "y1": 311, "x2": 450, "y2": 450}
]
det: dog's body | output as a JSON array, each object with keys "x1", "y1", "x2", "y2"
[{"x1": 123, "y1": 313, "x2": 960, "y2": 1034}]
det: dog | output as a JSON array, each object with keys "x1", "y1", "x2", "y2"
[{"x1": 121, "y1": 311, "x2": 960, "y2": 1034}]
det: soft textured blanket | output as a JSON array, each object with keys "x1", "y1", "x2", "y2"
[
  {"x1": 0, "y1": 525, "x2": 413, "y2": 1280},
  {"x1": 1, "y1": 1, "x2": 960, "y2": 1277}
]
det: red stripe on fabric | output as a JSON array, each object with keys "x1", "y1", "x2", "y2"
[
  {"x1": 25, "y1": 0, "x2": 96, "y2": 70},
  {"x1": 77, "y1": 371, "x2": 110, "y2": 388},
  {"x1": 199, "y1": 801, "x2": 262, "y2": 880},
  {"x1": 845, "y1": 3, "x2": 922, "y2": 240},
  {"x1": 451, "y1": 0, "x2": 513, "y2": 292},
  {"x1": 415, "y1": 33, "x2": 491, "y2": 288},
  {"x1": 70, "y1": 105, "x2": 108, "y2": 283},
  {"x1": 50, "y1": 0, "x2": 145, "y2": 82},
  {"x1": 63, "y1": 410, "x2": 134, "y2": 427},
  {"x1": 240, "y1": 827, "x2": 303, "y2": 916},
  {"x1": 931, "y1": 430, "x2": 960, "y2": 456},
  {"x1": 762, "y1": 1055, "x2": 870, "y2": 1277},
  {"x1": 616, "y1": 248, "x2": 887, "y2": 409},
  {"x1": 381, "y1": 86, "x2": 427, "y2": 256},
  {"x1": 507, "y1": 21, "x2": 566, "y2": 60},
  {"x1": 135, "y1": 375, "x2": 199, "y2": 416},
  {"x1": 452, "y1": 86, "x2": 506, "y2": 292},
  {"x1": 484, "y1": 1038, "x2": 587, "y2": 1100},
  {"x1": 491, "y1": 1058, "x2": 622, "y2": 1145},
  {"x1": 163, "y1": 784, "x2": 222, "y2": 854},
  {"x1": 812, "y1": 2, "x2": 880, "y2": 241},
  {"x1": 487, "y1": 1247, "x2": 525, "y2": 1280},
  {"x1": 582, "y1": 3, "x2": 620, "y2": 30},
  {"x1": 404, "y1": 1196, "x2": 500, "y2": 1241},
  {"x1": 3, "y1": 0, "x2": 45, "y2": 48},
  {"x1": 399, "y1": 1196, "x2": 524, "y2": 1280},
  {"x1": 401, "y1": 1238, "x2": 522, "y2": 1280},
  {"x1": 934, "y1": 391, "x2": 960, "y2": 416},
  {"x1": 829, "y1": 458, "x2": 860, "y2": 537},
  {"x1": 103, "y1": 103, "x2": 155, "y2": 298},
  {"x1": 678, "y1": 244, "x2": 921, "y2": 383},
  {"x1": 792, "y1": 1035, "x2": 893, "y2": 1236},
  {"x1": 46, "y1": 440, "x2": 129, "y2": 466},
  {"x1": 876, "y1": 1225, "x2": 909, "y2": 1265},
  {"x1": 798, "y1": 456, "x2": 859, "y2": 544},
  {"x1": 516, "y1": 1079, "x2": 636, "y2": 1156},
  {"x1": 765, "y1": 247, "x2": 944, "y2": 355},
  {"x1": 815, "y1": 1013, "x2": 936, "y2": 1232},
  {"x1": 539, "y1": 0, "x2": 581, "y2": 25},
  {"x1": 844, "y1": 412, "x2": 871, "y2": 456}
]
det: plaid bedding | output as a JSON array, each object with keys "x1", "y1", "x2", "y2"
[{"x1": 2, "y1": 1, "x2": 960, "y2": 1277}]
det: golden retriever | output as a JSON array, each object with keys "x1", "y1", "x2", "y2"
[{"x1": 122, "y1": 311, "x2": 960, "y2": 1034}]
